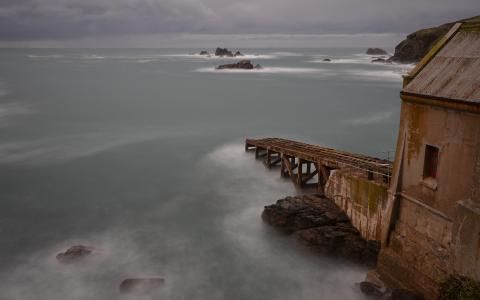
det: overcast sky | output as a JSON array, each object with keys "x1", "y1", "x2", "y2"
[{"x1": 0, "y1": 0, "x2": 478, "y2": 47}]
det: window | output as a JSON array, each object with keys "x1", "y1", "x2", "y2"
[{"x1": 423, "y1": 145, "x2": 439, "y2": 179}]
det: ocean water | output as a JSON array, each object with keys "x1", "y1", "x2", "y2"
[{"x1": 0, "y1": 48, "x2": 411, "y2": 300}]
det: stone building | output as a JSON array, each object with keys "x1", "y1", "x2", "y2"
[{"x1": 375, "y1": 20, "x2": 480, "y2": 299}]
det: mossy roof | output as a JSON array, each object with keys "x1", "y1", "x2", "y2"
[{"x1": 403, "y1": 21, "x2": 480, "y2": 103}]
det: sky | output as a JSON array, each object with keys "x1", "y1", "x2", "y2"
[{"x1": 0, "y1": 0, "x2": 478, "y2": 47}]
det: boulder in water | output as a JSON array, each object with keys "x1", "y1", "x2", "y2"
[
  {"x1": 322, "y1": 58, "x2": 332, "y2": 62},
  {"x1": 366, "y1": 48, "x2": 388, "y2": 55},
  {"x1": 56, "y1": 245, "x2": 93, "y2": 264},
  {"x1": 234, "y1": 51, "x2": 243, "y2": 57},
  {"x1": 199, "y1": 50, "x2": 209, "y2": 55},
  {"x1": 119, "y1": 278, "x2": 165, "y2": 294}
]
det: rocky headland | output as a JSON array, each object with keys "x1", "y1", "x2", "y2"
[
  {"x1": 390, "y1": 15, "x2": 480, "y2": 63},
  {"x1": 262, "y1": 194, "x2": 379, "y2": 265}
]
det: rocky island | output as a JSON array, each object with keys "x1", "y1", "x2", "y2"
[
  {"x1": 366, "y1": 48, "x2": 388, "y2": 55},
  {"x1": 216, "y1": 60, "x2": 262, "y2": 70}
]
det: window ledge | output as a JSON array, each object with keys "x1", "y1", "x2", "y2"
[{"x1": 421, "y1": 177, "x2": 438, "y2": 191}]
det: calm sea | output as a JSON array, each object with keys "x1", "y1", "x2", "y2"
[{"x1": 0, "y1": 48, "x2": 411, "y2": 299}]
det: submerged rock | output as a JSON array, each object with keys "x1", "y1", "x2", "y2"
[
  {"x1": 56, "y1": 245, "x2": 93, "y2": 264},
  {"x1": 199, "y1": 50, "x2": 209, "y2": 55},
  {"x1": 366, "y1": 48, "x2": 388, "y2": 55},
  {"x1": 371, "y1": 57, "x2": 393, "y2": 64},
  {"x1": 262, "y1": 194, "x2": 379, "y2": 265},
  {"x1": 254, "y1": 64, "x2": 263, "y2": 69},
  {"x1": 119, "y1": 278, "x2": 165, "y2": 294},
  {"x1": 358, "y1": 281, "x2": 424, "y2": 300},
  {"x1": 322, "y1": 58, "x2": 332, "y2": 62},
  {"x1": 216, "y1": 60, "x2": 258, "y2": 70}
]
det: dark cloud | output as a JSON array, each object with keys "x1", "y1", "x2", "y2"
[{"x1": 0, "y1": 0, "x2": 478, "y2": 41}]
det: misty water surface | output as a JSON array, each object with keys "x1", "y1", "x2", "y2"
[{"x1": 0, "y1": 48, "x2": 410, "y2": 299}]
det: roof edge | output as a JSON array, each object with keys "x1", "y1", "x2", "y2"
[
  {"x1": 400, "y1": 91, "x2": 480, "y2": 113},
  {"x1": 402, "y1": 22, "x2": 462, "y2": 88}
]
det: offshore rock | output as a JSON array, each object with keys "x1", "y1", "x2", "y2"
[
  {"x1": 199, "y1": 51, "x2": 209, "y2": 55},
  {"x1": 215, "y1": 47, "x2": 234, "y2": 57},
  {"x1": 366, "y1": 48, "x2": 388, "y2": 55},
  {"x1": 262, "y1": 194, "x2": 379, "y2": 265},
  {"x1": 119, "y1": 278, "x2": 165, "y2": 294},
  {"x1": 234, "y1": 51, "x2": 244, "y2": 57},
  {"x1": 322, "y1": 58, "x2": 332, "y2": 62},
  {"x1": 216, "y1": 60, "x2": 257, "y2": 70},
  {"x1": 56, "y1": 245, "x2": 93, "y2": 264}
]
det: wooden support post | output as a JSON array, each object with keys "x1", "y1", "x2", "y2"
[
  {"x1": 367, "y1": 169, "x2": 374, "y2": 180},
  {"x1": 297, "y1": 159, "x2": 303, "y2": 186},
  {"x1": 316, "y1": 163, "x2": 324, "y2": 193},
  {"x1": 301, "y1": 169, "x2": 319, "y2": 185},
  {"x1": 255, "y1": 147, "x2": 260, "y2": 159},
  {"x1": 306, "y1": 162, "x2": 311, "y2": 175},
  {"x1": 266, "y1": 149, "x2": 272, "y2": 168},
  {"x1": 280, "y1": 154, "x2": 286, "y2": 177}
]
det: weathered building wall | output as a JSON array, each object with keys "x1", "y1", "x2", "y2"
[
  {"x1": 325, "y1": 169, "x2": 388, "y2": 241},
  {"x1": 377, "y1": 100, "x2": 480, "y2": 299}
]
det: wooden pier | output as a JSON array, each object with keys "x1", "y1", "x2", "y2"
[{"x1": 245, "y1": 138, "x2": 393, "y2": 192}]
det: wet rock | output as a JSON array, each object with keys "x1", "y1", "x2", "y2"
[
  {"x1": 254, "y1": 64, "x2": 263, "y2": 69},
  {"x1": 216, "y1": 60, "x2": 257, "y2": 70},
  {"x1": 56, "y1": 245, "x2": 93, "y2": 264},
  {"x1": 199, "y1": 51, "x2": 209, "y2": 55},
  {"x1": 215, "y1": 47, "x2": 234, "y2": 57},
  {"x1": 366, "y1": 48, "x2": 388, "y2": 55},
  {"x1": 389, "y1": 289, "x2": 424, "y2": 300},
  {"x1": 262, "y1": 195, "x2": 350, "y2": 233},
  {"x1": 322, "y1": 58, "x2": 332, "y2": 62},
  {"x1": 359, "y1": 281, "x2": 384, "y2": 297},
  {"x1": 234, "y1": 51, "x2": 244, "y2": 57},
  {"x1": 262, "y1": 194, "x2": 379, "y2": 265},
  {"x1": 119, "y1": 278, "x2": 165, "y2": 294}
]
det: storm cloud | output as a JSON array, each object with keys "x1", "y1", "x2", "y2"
[{"x1": 0, "y1": 0, "x2": 478, "y2": 43}]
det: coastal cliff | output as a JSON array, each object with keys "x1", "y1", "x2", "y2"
[{"x1": 391, "y1": 15, "x2": 480, "y2": 63}]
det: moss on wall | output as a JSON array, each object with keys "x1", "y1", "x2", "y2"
[
  {"x1": 346, "y1": 174, "x2": 388, "y2": 216},
  {"x1": 438, "y1": 274, "x2": 480, "y2": 300},
  {"x1": 407, "y1": 104, "x2": 424, "y2": 165}
]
